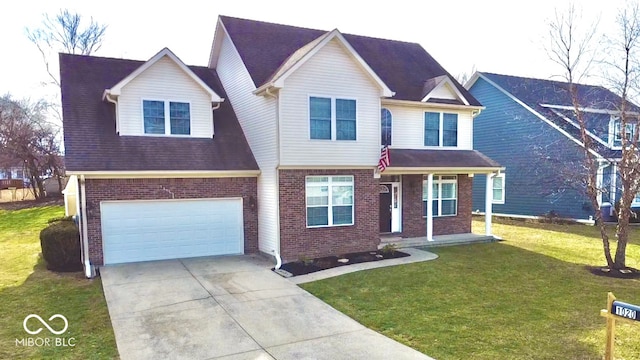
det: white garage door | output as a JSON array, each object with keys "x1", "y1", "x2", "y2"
[{"x1": 101, "y1": 198, "x2": 244, "y2": 264}]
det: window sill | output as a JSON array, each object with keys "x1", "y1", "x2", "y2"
[
  {"x1": 123, "y1": 134, "x2": 211, "y2": 139},
  {"x1": 422, "y1": 214, "x2": 457, "y2": 218},
  {"x1": 306, "y1": 223, "x2": 354, "y2": 229}
]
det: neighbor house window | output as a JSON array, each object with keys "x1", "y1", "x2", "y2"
[
  {"x1": 424, "y1": 112, "x2": 458, "y2": 147},
  {"x1": 612, "y1": 117, "x2": 635, "y2": 147},
  {"x1": 492, "y1": 173, "x2": 505, "y2": 204},
  {"x1": 306, "y1": 176, "x2": 354, "y2": 227},
  {"x1": 143, "y1": 100, "x2": 191, "y2": 135},
  {"x1": 381, "y1": 108, "x2": 392, "y2": 146},
  {"x1": 422, "y1": 175, "x2": 457, "y2": 217},
  {"x1": 309, "y1": 97, "x2": 356, "y2": 140}
]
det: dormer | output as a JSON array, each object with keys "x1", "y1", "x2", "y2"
[
  {"x1": 421, "y1": 75, "x2": 471, "y2": 106},
  {"x1": 103, "y1": 48, "x2": 223, "y2": 138}
]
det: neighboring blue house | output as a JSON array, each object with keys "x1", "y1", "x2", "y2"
[{"x1": 466, "y1": 72, "x2": 636, "y2": 221}]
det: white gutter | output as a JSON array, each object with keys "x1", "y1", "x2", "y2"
[
  {"x1": 79, "y1": 175, "x2": 95, "y2": 278},
  {"x1": 382, "y1": 98, "x2": 485, "y2": 111},
  {"x1": 66, "y1": 170, "x2": 261, "y2": 179}
]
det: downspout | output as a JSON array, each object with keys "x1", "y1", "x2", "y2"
[
  {"x1": 211, "y1": 102, "x2": 221, "y2": 139},
  {"x1": 104, "y1": 93, "x2": 119, "y2": 134},
  {"x1": 79, "y1": 175, "x2": 95, "y2": 278},
  {"x1": 265, "y1": 86, "x2": 282, "y2": 269}
]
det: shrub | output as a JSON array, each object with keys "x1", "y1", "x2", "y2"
[
  {"x1": 39, "y1": 220, "x2": 82, "y2": 272},
  {"x1": 47, "y1": 216, "x2": 74, "y2": 224},
  {"x1": 381, "y1": 243, "x2": 398, "y2": 256}
]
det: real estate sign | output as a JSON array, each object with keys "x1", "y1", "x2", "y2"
[
  {"x1": 601, "y1": 292, "x2": 640, "y2": 360},
  {"x1": 611, "y1": 301, "x2": 639, "y2": 322}
]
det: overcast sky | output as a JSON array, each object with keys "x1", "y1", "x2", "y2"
[{"x1": 0, "y1": 0, "x2": 629, "y2": 104}]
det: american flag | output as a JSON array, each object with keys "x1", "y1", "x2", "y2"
[{"x1": 378, "y1": 146, "x2": 390, "y2": 172}]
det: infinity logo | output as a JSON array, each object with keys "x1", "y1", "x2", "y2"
[{"x1": 23, "y1": 314, "x2": 68, "y2": 335}]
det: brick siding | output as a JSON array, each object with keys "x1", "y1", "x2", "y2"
[
  {"x1": 401, "y1": 174, "x2": 472, "y2": 237},
  {"x1": 278, "y1": 169, "x2": 379, "y2": 261},
  {"x1": 84, "y1": 177, "x2": 258, "y2": 265}
]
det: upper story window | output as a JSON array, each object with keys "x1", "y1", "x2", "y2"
[
  {"x1": 612, "y1": 117, "x2": 635, "y2": 148},
  {"x1": 143, "y1": 100, "x2": 191, "y2": 136},
  {"x1": 424, "y1": 112, "x2": 458, "y2": 147},
  {"x1": 309, "y1": 97, "x2": 356, "y2": 140},
  {"x1": 381, "y1": 108, "x2": 392, "y2": 146}
]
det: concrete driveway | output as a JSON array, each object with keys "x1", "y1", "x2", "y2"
[{"x1": 101, "y1": 255, "x2": 433, "y2": 360}]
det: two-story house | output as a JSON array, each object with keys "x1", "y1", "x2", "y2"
[
  {"x1": 61, "y1": 16, "x2": 501, "y2": 277},
  {"x1": 467, "y1": 72, "x2": 638, "y2": 221}
]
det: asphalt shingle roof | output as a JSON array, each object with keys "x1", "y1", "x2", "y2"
[
  {"x1": 481, "y1": 72, "x2": 635, "y2": 159},
  {"x1": 220, "y1": 16, "x2": 481, "y2": 105},
  {"x1": 390, "y1": 149, "x2": 501, "y2": 169}
]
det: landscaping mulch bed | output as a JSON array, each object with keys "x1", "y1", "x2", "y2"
[
  {"x1": 276, "y1": 250, "x2": 410, "y2": 277},
  {"x1": 586, "y1": 266, "x2": 640, "y2": 279}
]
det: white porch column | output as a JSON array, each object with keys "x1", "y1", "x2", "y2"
[
  {"x1": 485, "y1": 173, "x2": 494, "y2": 236},
  {"x1": 426, "y1": 173, "x2": 434, "y2": 241}
]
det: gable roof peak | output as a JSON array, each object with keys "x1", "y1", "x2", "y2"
[
  {"x1": 106, "y1": 47, "x2": 223, "y2": 102},
  {"x1": 254, "y1": 27, "x2": 394, "y2": 97},
  {"x1": 421, "y1": 74, "x2": 470, "y2": 105}
]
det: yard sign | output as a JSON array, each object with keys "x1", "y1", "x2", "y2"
[{"x1": 600, "y1": 292, "x2": 640, "y2": 360}]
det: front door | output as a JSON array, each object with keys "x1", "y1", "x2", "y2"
[{"x1": 379, "y1": 184, "x2": 392, "y2": 232}]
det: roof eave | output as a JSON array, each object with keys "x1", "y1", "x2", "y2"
[
  {"x1": 382, "y1": 98, "x2": 485, "y2": 111},
  {"x1": 383, "y1": 166, "x2": 504, "y2": 175},
  {"x1": 66, "y1": 170, "x2": 261, "y2": 179}
]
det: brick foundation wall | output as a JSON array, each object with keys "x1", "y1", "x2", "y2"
[
  {"x1": 84, "y1": 177, "x2": 258, "y2": 265},
  {"x1": 279, "y1": 169, "x2": 379, "y2": 262},
  {"x1": 401, "y1": 174, "x2": 472, "y2": 237}
]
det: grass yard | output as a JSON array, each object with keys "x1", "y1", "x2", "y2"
[
  {"x1": 0, "y1": 205, "x2": 118, "y2": 359},
  {"x1": 302, "y1": 218, "x2": 640, "y2": 360}
]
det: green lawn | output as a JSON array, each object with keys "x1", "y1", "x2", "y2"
[
  {"x1": 0, "y1": 205, "x2": 118, "y2": 360},
  {"x1": 302, "y1": 218, "x2": 640, "y2": 360}
]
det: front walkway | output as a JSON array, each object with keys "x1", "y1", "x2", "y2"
[
  {"x1": 380, "y1": 233, "x2": 497, "y2": 249},
  {"x1": 101, "y1": 255, "x2": 433, "y2": 360}
]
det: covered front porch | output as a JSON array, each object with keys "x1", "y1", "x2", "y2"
[{"x1": 378, "y1": 148, "x2": 503, "y2": 241}]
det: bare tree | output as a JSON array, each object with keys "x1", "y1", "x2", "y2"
[
  {"x1": 26, "y1": 9, "x2": 107, "y2": 87},
  {"x1": 457, "y1": 65, "x2": 477, "y2": 86},
  {"x1": 546, "y1": 4, "x2": 639, "y2": 271},
  {"x1": 23, "y1": 9, "x2": 106, "y2": 192},
  {"x1": 0, "y1": 95, "x2": 64, "y2": 200}
]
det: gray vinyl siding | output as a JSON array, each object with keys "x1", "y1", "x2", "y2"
[{"x1": 470, "y1": 77, "x2": 593, "y2": 220}]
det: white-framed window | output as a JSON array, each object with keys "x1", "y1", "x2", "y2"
[
  {"x1": 306, "y1": 175, "x2": 354, "y2": 227},
  {"x1": 143, "y1": 100, "x2": 191, "y2": 135},
  {"x1": 610, "y1": 116, "x2": 637, "y2": 148},
  {"x1": 424, "y1": 112, "x2": 458, "y2": 147},
  {"x1": 422, "y1": 175, "x2": 457, "y2": 217},
  {"x1": 492, "y1": 173, "x2": 505, "y2": 204},
  {"x1": 309, "y1": 96, "x2": 356, "y2": 140},
  {"x1": 381, "y1": 108, "x2": 392, "y2": 146}
]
